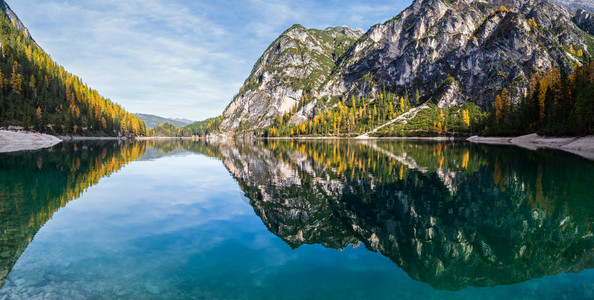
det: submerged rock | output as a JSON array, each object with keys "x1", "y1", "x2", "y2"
[{"x1": 144, "y1": 283, "x2": 161, "y2": 295}]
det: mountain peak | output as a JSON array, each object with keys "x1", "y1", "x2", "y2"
[
  {"x1": 323, "y1": 26, "x2": 364, "y2": 39},
  {"x1": 220, "y1": 23, "x2": 364, "y2": 133},
  {"x1": 0, "y1": 1, "x2": 30, "y2": 38},
  {"x1": 220, "y1": 0, "x2": 593, "y2": 135},
  {"x1": 283, "y1": 24, "x2": 307, "y2": 34},
  {"x1": 551, "y1": 0, "x2": 594, "y2": 12}
]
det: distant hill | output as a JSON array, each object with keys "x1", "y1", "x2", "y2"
[
  {"x1": 172, "y1": 117, "x2": 195, "y2": 125},
  {"x1": 146, "y1": 116, "x2": 222, "y2": 137},
  {"x1": 134, "y1": 113, "x2": 194, "y2": 129}
]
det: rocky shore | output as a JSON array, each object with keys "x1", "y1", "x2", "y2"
[
  {"x1": 0, "y1": 130, "x2": 62, "y2": 153},
  {"x1": 3, "y1": 129, "x2": 594, "y2": 160},
  {"x1": 468, "y1": 134, "x2": 594, "y2": 160}
]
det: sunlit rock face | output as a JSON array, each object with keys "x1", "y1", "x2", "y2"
[
  {"x1": 552, "y1": 0, "x2": 594, "y2": 12},
  {"x1": 322, "y1": 0, "x2": 589, "y2": 110},
  {"x1": 221, "y1": 0, "x2": 594, "y2": 135},
  {"x1": 220, "y1": 26, "x2": 363, "y2": 134},
  {"x1": 212, "y1": 140, "x2": 593, "y2": 291},
  {"x1": 0, "y1": 1, "x2": 31, "y2": 38}
]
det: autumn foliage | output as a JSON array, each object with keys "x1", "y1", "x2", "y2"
[
  {"x1": 0, "y1": 15, "x2": 146, "y2": 136},
  {"x1": 485, "y1": 62, "x2": 594, "y2": 136},
  {"x1": 264, "y1": 89, "x2": 411, "y2": 137}
]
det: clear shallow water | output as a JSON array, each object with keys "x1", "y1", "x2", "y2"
[{"x1": 0, "y1": 140, "x2": 592, "y2": 299}]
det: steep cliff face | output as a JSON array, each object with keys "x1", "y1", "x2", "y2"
[
  {"x1": 574, "y1": 9, "x2": 594, "y2": 33},
  {"x1": 221, "y1": 0, "x2": 594, "y2": 135},
  {"x1": 0, "y1": 1, "x2": 30, "y2": 38},
  {"x1": 220, "y1": 25, "x2": 363, "y2": 133},
  {"x1": 323, "y1": 0, "x2": 589, "y2": 109}
]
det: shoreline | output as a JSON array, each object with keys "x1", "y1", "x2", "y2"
[
  {"x1": 263, "y1": 136, "x2": 462, "y2": 141},
  {"x1": 266, "y1": 133, "x2": 594, "y2": 160},
  {"x1": 2, "y1": 130, "x2": 593, "y2": 160},
  {"x1": 59, "y1": 136, "x2": 201, "y2": 141},
  {"x1": 58, "y1": 136, "x2": 132, "y2": 141},
  {"x1": 468, "y1": 134, "x2": 594, "y2": 160},
  {"x1": 135, "y1": 136, "x2": 203, "y2": 141},
  {"x1": 0, "y1": 130, "x2": 62, "y2": 153}
]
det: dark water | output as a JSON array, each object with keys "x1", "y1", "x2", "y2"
[{"x1": 0, "y1": 139, "x2": 592, "y2": 299}]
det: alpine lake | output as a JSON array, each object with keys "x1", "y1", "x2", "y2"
[{"x1": 0, "y1": 139, "x2": 592, "y2": 300}]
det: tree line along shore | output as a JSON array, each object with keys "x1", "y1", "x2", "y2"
[{"x1": 2, "y1": 129, "x2": 594, "y2": 161}]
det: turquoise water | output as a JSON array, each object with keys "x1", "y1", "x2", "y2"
[{"x1": 0, "y1": 140, "x2": 592, "y2": 299}]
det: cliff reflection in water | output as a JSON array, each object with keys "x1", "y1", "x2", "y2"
[
  {"x1": 0, "y1": 139, "x2": 592, "y2": 293},
  {"x1": 210, "y1": 139, "x2": 593, "y2": 291},
  {"x1": 0, "y1": 141, "x2": 146, "y2": 288}
]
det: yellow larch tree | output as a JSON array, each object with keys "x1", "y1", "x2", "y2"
[
  {"x1": 462, "y1": 109, "x2": 470, "y2": 127},
  {"x1": 495, "y1": 94, "x2": 504, "y2": 122}
]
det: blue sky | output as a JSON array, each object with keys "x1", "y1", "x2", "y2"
[{"x1": 9, "y1": 0, "x2": 411, "y2": 121}]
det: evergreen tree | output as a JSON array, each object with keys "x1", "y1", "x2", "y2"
[{"x1": 0, "y1": 14, "x2": 146, "y2": 136}]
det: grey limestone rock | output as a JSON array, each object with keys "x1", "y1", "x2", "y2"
[
  {"x1": 552, "y1": 0, "x2": 594, "y2": 12},
  {"x1": 221, "y1": 0, "x2": 594, "y2": 135},
  {"x1": 0, "y1": 1, "x2": 31, "y2": 38}
]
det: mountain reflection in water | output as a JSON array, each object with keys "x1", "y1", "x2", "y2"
[
  {"x1": 0, "y1": 141, "x2": 146, "y2": 288},
  {"x1": 211, "y1": 139, "x2": 593, "y2": 291},
  {"x1": 0, "y1": 139, "x2": 591, "y2": 293}
]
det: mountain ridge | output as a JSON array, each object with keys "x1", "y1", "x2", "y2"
[
  {"x1": 0, "y1": 0, "x2": 30, "y2": 38},
  {"x1": 219, "y1": 0, "x2": 594, "y2": 137},
  {"x1": 552, "y1": 0, "x2": 594, "y2": 13},
  {"x1": 220, "y1": 25, "x2": 364, "y2": 133}
]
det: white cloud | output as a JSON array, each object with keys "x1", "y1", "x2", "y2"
[{"x1": 8, "y1": 0, "x2": 411, "y2": 120}]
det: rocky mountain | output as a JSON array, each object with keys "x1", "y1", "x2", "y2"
[
  {"x1": 552, "y1": 0, "x2": 594, "y2": 12},
  {"x1": 0, "y1": 1, "x2": 30, "y2": 38},
  {"x1": 203, "y1": 139, "x2": 593, "y2": 291},
  {"x1": 574, "y1": 8, "x2": 594, "y2": 33},
  {"x1": 173, "y1": 117, "x2": 195, "y2": 125},
  {"x1": 221, "y1": 0, "x2": 594, "y2": 135},
  {"x1": 220, "y1": 25, "x2": 364, "y2": 133}
]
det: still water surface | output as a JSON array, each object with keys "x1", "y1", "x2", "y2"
[{"x1": 0, "y1": 140, "x2": 592, "y2": 299}]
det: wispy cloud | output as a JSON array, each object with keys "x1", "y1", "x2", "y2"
[{"x1": 9, "y1": 0, "x2": 410, "y2": 120}]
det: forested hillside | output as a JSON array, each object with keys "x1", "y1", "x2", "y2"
[
  {"x1": 148, "y1": 116, "x2": 222, "y2": 137},
  {"x1": 0, "y1": 11, "x2": 145, "y2": 136},
  {"x1": 134, "y1": 113, "x2": 192, "y2": 129},
  {"x1": 485, "y1": 63, "x2": 594, "y2": 136}
]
